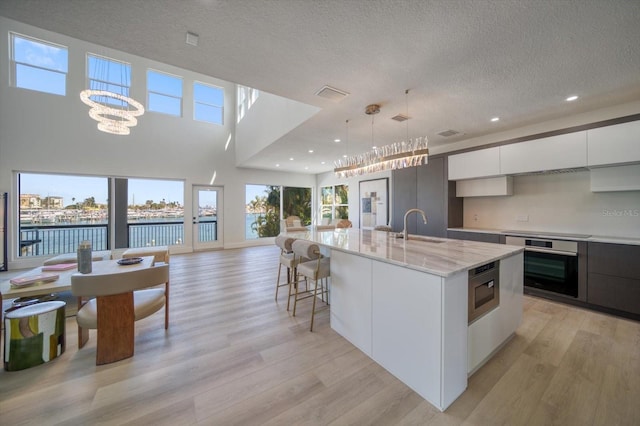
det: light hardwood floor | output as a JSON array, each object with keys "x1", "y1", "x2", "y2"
[{"x1": 1, "y1": 246, "x2": 639, "y2": 425}]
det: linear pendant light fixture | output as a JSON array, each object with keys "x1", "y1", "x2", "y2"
[{"x1": 334, "y1": 89, "x2": 428, "y2": 178}]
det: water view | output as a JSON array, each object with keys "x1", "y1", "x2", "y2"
[{"x1": 19, "y1": 209, "x2": 261, "y2": 258}]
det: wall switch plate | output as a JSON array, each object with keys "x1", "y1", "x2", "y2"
[{"x1": 516, "y1": 214, "x2": 529, "y2": 222}]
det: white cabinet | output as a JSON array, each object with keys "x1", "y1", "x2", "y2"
[
  {"x1": 371, "y1": 261, "x2": 468, "y2": 411},
  {"x1": 468, "y1": 253, "x2": 523, "y2": 373},
  {"x1": 590, "y1": 164, "x2": 640, "y2": 192},
  {"x1": 456, "y1": 176, "x2": 513, "y2": 197},
  {"x1": 587, "y1": 120, "x2": 640, "y2": 167},
  {"x1": 329, "y1": 250, "x2": 373, "y2": 356},
  {"x1": 448, "y1": 147, "x2": 501, "y2": 180},
  {"x1": 499, "y1": 131, "x2": 587, "y2": 175}
]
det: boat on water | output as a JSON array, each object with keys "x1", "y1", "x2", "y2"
[{"x1": 20, "y1": 208, "x2": 185, "y2": 225}]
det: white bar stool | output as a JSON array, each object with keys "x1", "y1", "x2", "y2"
[{"x1": 291, "y1": 240, "x2": 330, "y2": 331}]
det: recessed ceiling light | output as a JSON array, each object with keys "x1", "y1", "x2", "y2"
[
  {"x1": 343, "y1": 154, "x2": 348, "y2": 158},
  {"x1": 491, "y1": 117, "x2": 500, "y2": 122},
  {"x1": 289, "y1": 157, "x2": 294, "y2": 161},
  {"x1": 334, "y1": 139, "x2": 341, "y2": 143},
  {"x1": 321, "y1": 161, "x2": 326, "y2": 164},
  {"x1": 304, "y1": 166, "x2": 309, "y2": 170},
  {"x1": 566, "y1": 95, "x2": 579, "y2": 102},
  {"x1": 275, "y1": 164, "x2": 280, "y2": 167},
  {"x1": 308, "y1": 149, "x2": 314, "y2": 153}
]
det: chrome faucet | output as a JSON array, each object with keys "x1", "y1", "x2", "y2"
[{"x1": 402, "y1": 208, "x2": 428, "y2": 240}]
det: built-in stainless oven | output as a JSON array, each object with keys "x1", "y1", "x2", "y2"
[
  {"x1": 468, "y1": 261, "x2": 500, "y2": 324},
  {"x1": 505, "y1": 235, "x2": 586, "y2": 301}
]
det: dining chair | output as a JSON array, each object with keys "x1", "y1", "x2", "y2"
[
  {"x1": 336, "y1": 219, "x2": 353, "y2": 228},
  {"x1": 291, "y1": 240, "x2": 330, "y2": 331},
  {"x1": 282, "y1": 215, "x2": 307, "y2": 232},
  {"x1": 71, "y1": 264, "x2": 169, "y2": 365}
]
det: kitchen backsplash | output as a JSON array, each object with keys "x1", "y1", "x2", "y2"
[{"x1": 463, "y1": 170, "x2": 640, "y2": 238}]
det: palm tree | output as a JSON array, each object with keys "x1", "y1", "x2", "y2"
[{"x1": 283, "y1": 187, "x2": 311, "y2": 225}]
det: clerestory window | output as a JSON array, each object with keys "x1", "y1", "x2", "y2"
[{"x1": 10, "y1": 32, "x2": 68, "y2": 96}]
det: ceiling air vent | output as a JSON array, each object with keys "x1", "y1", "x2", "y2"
[
  {"x1": 315, "y1": 85, "x2": 349, "y2": 102},
  {"x1": 391, "y1": 114, "x2": 410, "y2": 122},
  {"x1": 437, "y1": 129, "x2": 462, "y2": 137},
  {"x1": 185, "y1": 31, "x2": 199, "y2": 46}
]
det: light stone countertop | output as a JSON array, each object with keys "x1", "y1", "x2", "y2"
[
  {"x1": 284, "y1": 228, "x2": 523, "y2": 277},
  {"x1": 447, "y1": 227, "x2": 640, "y2": 245}
]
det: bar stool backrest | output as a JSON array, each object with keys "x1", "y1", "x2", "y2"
[
  {"x1": 292, "y1": 240, "x2": 321, "y2": 260},
  {"x1": 275, "y1": 235, "x2": 295, "y2": 253}
]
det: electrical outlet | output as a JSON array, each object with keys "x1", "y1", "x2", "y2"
[
  {"x1": 473, "y1": 214, "x2": 478, "y2": 222},
  {"x1": 516, "y1": 214, "x2": 529, "y2": 222}
]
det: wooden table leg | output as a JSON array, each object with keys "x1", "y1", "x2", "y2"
[
  {"x1": 77, "y1": 297, "x2": 89, "y2": 349},
  {"x1": 96, "y1": 292, "x2": 134, "y2": 365},
  {"x1": 164, "y1": 280, "x2": 169, "y2": 329}
]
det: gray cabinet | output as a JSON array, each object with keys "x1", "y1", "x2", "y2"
[
  {"x1": 447, "y1": 230, "x2": 502, "y2": 244},
  {"x1": 587, "y1": 242, "x2": 640, "y2": 315},
  {"x1": 391, "y1": 156, "x2": 462, "y2": 237},
  {"x1": 391, "y1": 166, "x2": 417, "y2": 235}
]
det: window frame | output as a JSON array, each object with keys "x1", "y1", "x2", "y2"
[
  {"x1": 146, "y1": 68, "x2": 183, "y2": 117},
  {"x1": 244, "y1": 184, "x2": 312, "y2": 239},
  {"x1": 10, "y1": 32, "x2": 68, "y2": 96},
  {"x1": 237, "y1": 85, "x2": 260, "y2": 123},
  {"x1": 320, "y1": 184, "x2": 349, "y2": 221},
  {"x1": 193, "y1": 81, "x2": 224, "y2": 125},
  {"x1": 86, "y1": 53, "x2": 132, "y2": 107}
]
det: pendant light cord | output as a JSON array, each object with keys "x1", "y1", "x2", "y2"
[
  {"x1": 371, "y1": 114, "x2": 375, "y2": 149},
  {"x1": 405, "y1": 89, "x2": 410, "y2": 144}
]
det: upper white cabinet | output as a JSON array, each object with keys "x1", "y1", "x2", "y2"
[
  {"x1": 499, "y1": 131, "x2": 587, "y2": 175},
  {"x1": 448, "y1": 147, "x2": 501, "y2": 180},
  {"x1": 590, "y1": 164, "x2": 640, "y2": 192},
  {"x1": 587, "y1": 120, "x2": 640, "y2": 167},
  {"x1": 456, "y1": 176, "x2": 513, "y2": 197}
]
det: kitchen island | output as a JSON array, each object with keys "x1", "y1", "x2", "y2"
[{"x1": 284, "y1": 228, "x2": 524, "y2": 411}]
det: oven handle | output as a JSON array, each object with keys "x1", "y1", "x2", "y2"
[{"x1": 524, "y1": 247, "x2": 578, "y2": 257}]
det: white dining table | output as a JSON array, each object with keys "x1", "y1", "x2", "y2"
[{"x1": 1, "y1": 256, "x2": 154, "y2": 299}]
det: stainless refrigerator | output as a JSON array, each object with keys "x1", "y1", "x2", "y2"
[{"x1": 1, "y1": 192, "x2": 6, "y2": 271}]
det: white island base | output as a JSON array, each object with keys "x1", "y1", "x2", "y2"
[{"x1": 329, "y1": 249, "x2": 523, "y2": 411}]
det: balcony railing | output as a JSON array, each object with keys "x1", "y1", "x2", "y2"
[
  {"x1": 20, "y1": 224, "x2": 108, "y2": 256},
  {"x1": 19, "y1": 220, "x2": 218, "y2": 257}
]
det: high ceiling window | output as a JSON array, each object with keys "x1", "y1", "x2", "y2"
[
  {"x1": 147, "y1": 69, "x2": 183, "y2": 117},
  {"x1": 86, "y1": 53, "x2": 132, "y2": 106},
  {"x1": 194, "y1": 82, "x2": 224, "y2": 125},
  {"x1": 10, "y1": 32, "x2": 68, "y2": 96},
  {"x1": 237, "y1": 85, "x2": 259, "y2": 123}
]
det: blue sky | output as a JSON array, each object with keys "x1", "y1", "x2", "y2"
[{"x1": 21, "y1": 174, "x2": 184, "y2": 206}]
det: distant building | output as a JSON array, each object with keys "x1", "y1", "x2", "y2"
[
  {"x1": 20, "y1": 194, "x2": 41, "y2": 209},
  {"x1": 19, "y1": 194, "x2": 64, "y2": 209},
  {"x1": 43, "y1": 196, "x2": 64, "y2": 209}
]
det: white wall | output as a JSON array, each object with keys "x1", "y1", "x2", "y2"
[
  {"x1": 0, "y1": 17, "x2": 315, "y2": 268},
  {"x1": 463, "y1": 171, "x2": 640, "y2": 238},
  {"x1": 235, "y1": 90, "x2": 320, "y2": 165}
]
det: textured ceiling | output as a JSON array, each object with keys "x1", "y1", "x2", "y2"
[{"x1": 2, "y1": 0, "x2": 640, "y2": 174}]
